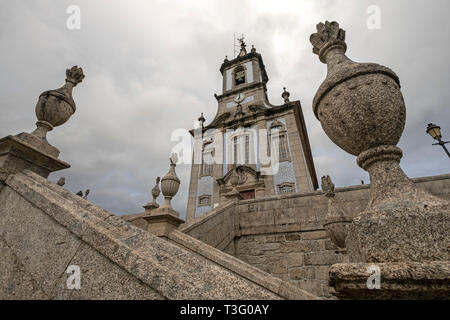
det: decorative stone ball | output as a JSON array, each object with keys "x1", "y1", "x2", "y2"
[
  {"x1": 315, "y1": 70, "x2": 406, "y2": 156},
  {"x1": 34, "y1": 66, "x2": 84, "y2": 128},
  {"x1": 35, "y1": 90, "x2": 75, "y2": 127}
]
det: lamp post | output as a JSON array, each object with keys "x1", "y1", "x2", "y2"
[{"x1": 426, "y1": 123, "x2": 450, "y2": 158}]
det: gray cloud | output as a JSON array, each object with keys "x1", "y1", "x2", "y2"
[{"x1": 1, "y1": 0, "x2": 449, "y2": 219}]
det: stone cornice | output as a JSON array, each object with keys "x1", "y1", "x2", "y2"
[
  {"x1": 214, "y1": 82, "x2": 267, "y2": 101},
  {"x1": 188, "y1": 101, "x2": 299, "y2": 136}
]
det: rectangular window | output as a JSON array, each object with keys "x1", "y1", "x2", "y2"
[
  {"x1": 279, "y1": 134, "x2": 289, "y2": 161},
  {"x1": 233, "y1": 135, "x2": 250, "y2": 165},
  {"x1": 244, "y1": 135, "x2": 249, "y2": 164},
  {"x1": 202, "y1": 150, "x2": 214, "y2": 176},
  {"x1": 233, "y1": 136, "x2": 238, "y2": 164}
]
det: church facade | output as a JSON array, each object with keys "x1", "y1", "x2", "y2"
[{"x1": 186, "y1": 40, "x2": 318, "y2": 221}]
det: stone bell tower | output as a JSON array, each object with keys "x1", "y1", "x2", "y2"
[{"x1": 186, "y1": 37, "x2": 318, "y2": 222}]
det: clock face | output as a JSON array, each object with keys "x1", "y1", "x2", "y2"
[{"x1": 234, "y1": 92, "x2": 246, "y2": 103}]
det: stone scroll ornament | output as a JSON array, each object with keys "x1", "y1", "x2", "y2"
[
  {"x1": 32, "y1": 66, "x2": 85, "y2": 142},
  {"x1": 310, "y1": 21, "x2": 449, "y2": 263}
]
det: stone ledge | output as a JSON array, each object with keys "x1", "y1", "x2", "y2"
[
  {"x1": 168, "y1": 229, "x2": 319, "y2": 300},
  {"x1": 216, "y1": 231, "x2": 235, "y2": 251},
  {"x1": 0, "y1": 135, "x2": 70, "y2": 178},
  {"x1": 2, "y1": 171, "x2": 287, "y2": 299},
  {"x1": 329, "y1": 261, "x2": 450, "y2": 299},
  {"x1": 237, "y1": 172, "x2": 450, "y2": 206},
  {"x1": 180, "y1": 201, "x2": 236, "y2": 233},
  {"x1": 239, "y1": 224, "x2": 303, "y2": 236}
]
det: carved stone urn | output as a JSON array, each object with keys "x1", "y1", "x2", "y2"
[
  {"x1": 310, "y1": 21, "x2": 449, "y2": 263},
  {"x1": 159, "y1": 154, "x2": 181, "y2": 215},
  {"x1": 32, "y1": 66, "x2": 85, "y2": 142},
  {"x1": 0, "y1": 66, "x2": 84, "y2": 180},
  {"x1": 311, "y1": 22, "x2": 405, "y2": 156},
  {"x1": 143, "y1": 177, "x2": 160, "y2": 212},
  {"x1": 151, "y1": 177, "x2": 161, "y2": 203},
  {"x1": 145, "y1": 155, "x2": 184, "y2": 238}
]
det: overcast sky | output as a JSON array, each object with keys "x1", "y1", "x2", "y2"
[{"x1": 1, "y1": 0, "x2": 449, "y2": 219}]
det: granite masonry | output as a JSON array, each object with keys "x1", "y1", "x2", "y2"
[
  {"x1": 178, "y1": 174, "x2": 450, "y2": 298},
  {"x1": 1, "y1": 21, "x2": 449, "y2": 300}
]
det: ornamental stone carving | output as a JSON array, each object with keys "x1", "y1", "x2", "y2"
[
  {"x1": 311, "y1": 21, "x2": 449, "y2": 263},
  {"x1": 321, "y1": 175, "x2": 351, "y2": 250},
  {"x1": 32, "y1": 66, "x2": 85, "y2": 142},
  {"x1": 159, "y1": 154, "x2": 181, "y2": 216},
  {"x1": 145, "y1": 155, "x2": 184, "y2": 237},
  {"x1": 143, "y1": 177, "x2": 160, "y2": 211},
  {"x1": 321, "y1": 175, "x2": 334, "y2": 197}
]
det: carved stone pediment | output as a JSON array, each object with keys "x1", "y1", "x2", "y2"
[
  {"x1": 207, "y1": 112, "x2": 231, "y2": 128},
  {"x1": 217, "y1": 165, "x2": 262, "y2": 188}
]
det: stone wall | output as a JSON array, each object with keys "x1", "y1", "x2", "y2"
[
  {"x1": 181, "y1": 173, "x2": 450, "y2": 298},
  {"x1": 180, "y1": 201, "x2": 237, "y2": 253},
  {"x1": 235, "y1": 231, "x2": 340, "y2": 298},
  {"x1": 236, "y1": 190, "x2": 337, "y2": 298},
  {"x1": 167, "y1": 229, "x2": 316, "y2": 300},
  {"x1": 235, "y1": 173, "x2": 450, "y2": 298},
  {"x1": 0, "y1": 170, "x2": 317, "y2": 300}
]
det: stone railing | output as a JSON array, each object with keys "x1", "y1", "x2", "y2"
[
  {"x1": 0, "y1": 170, "x2": 318, "y2": 299},
  {"x1": 180, "y1": 201, "x2": 237, "y2": 254}
]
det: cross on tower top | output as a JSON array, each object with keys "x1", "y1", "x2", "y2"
[
  {"x1": 237, "y1": 34, "x2": 247, "y2": 57},
  {"x1": 237, "y1": 35, "x2": 245, "y2": 47}
]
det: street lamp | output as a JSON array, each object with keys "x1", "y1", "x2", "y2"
[{"x1": 426, "y1": 123, "x2": 450, "y2": 158}]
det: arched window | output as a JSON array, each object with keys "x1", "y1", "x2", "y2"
[
  {"x1": 269, "y1": 120, "x2": 290, "y2": 162},
  {"x1": 234, "y1": 65, "x2": 246, "y2": 86},
  {"x1": 233, "y1": 134, "x2": 250, "y2": 165}
]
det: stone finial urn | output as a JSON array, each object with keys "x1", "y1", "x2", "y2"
[
  {"x1": 32, "y1": 66, "x2": 85, "y2": 141},
  {"x1": 0, "y1": 66, "x2": 84, "y2": 180},
  {"x1": 143, "y1": 177, "x2": 160, "y2": 211},
  {"x1": 151, "y1": 177, "x2": 161, "y2": 202},
  {"x1": 310, "y1": 21, "x2": 449, "y2": 263},
  {"x1": 311, "y1": 22, "x2": 405, "y2": 156},
  {"x1": 281, "y1": 87, "x2": 290, "y2": 103},
  {"x1": 159, "y1": 154, "x2": 180, "y2": 215},
  {"x1": 144, "y1": 156, "x2": 184, "y2": 237},
  {"x1": 321, "y1": 175, "x2": 351, "y2": 250}
]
